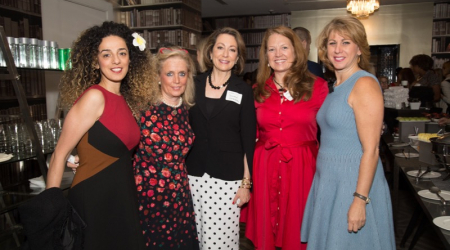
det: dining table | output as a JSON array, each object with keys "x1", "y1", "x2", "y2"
[{"x1": 385, "y1": 133, "x2": 450, "y2": 249}]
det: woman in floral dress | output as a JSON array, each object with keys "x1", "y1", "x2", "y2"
[{"x1": 133, "y1": 47, "x2": 199, "y2": 249}]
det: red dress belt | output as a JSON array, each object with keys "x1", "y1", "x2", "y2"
[{"x1": 260, "y1": 139, "x2": 317, "y2": 163}]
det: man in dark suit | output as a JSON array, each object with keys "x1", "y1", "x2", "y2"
[{"x1": 293, "y1": 27, "x2": 325, "y2": 78}]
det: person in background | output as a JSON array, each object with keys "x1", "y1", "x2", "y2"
[
  {"x1": 186, "y1": 27, "x2": 256, "y2": 250},
  {"x1": 195, "y1": 37, "x2": 207, "y2": 73},
  {"x1": 133, "y1": 46, "x2": 199, "y2": 249},
  {"x1": 301, "y1": 16, "x2": 395, "y2": 249},
  {"x1": 409, "y1": 54, "x2": 441, "y2": 103},
  {"x1": 245, "y1": 26, "x2": 328, "y2": 250},
  {"x1": 293, "y1": 26, "x2": 325, "y2": 78},
  {"x1": 47, "y1": 21, "x2": 155, "y2": 249},
  {"x1": 378, "y1": 75, "x2": 389, "y2": 91},
  {"x1": 440, "y1": 61, "x2": 450, "y2": 113},
  {"x1": 243, "y1": 71, "x2": 253, "y2": 85},
  {"x1": 397, "y1": 68, "x2": 416, "y2": 88},
  {"x1": 435, "y1": 67, "x2": 444, "y2": 82},
  {"x1": 390, "y1": 67, "x2": 403, "y2": 86}
]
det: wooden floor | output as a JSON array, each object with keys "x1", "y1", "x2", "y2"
[
  {"x1": 1, "y1": 181, "x2": 447, "y2": 250},
  {"x1": 238, "y1": 185, "x2": 446, "y2": 250}
]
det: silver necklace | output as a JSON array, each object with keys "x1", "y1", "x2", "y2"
[{"x1": 162, "y1": 97, "x2": 182, "y2": 108}]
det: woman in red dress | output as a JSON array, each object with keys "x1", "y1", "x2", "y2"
[{"x1": 244, "y1": 26, "x2": 328, "y2": 249}]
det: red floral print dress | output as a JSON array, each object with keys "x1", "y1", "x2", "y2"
[{"x1": 133, "y1": 104, "x2": 199, "y2": 250}]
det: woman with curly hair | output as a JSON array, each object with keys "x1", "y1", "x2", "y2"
[
  {"x1": 47, "y1": 21, "x2": 156, "y2": 249},
  {"x1": 244, "y1": 26, "x2": 328, "y2": 250},
  {"x1": 133, "y1": 46, "x2": 199, "y2": 249}
]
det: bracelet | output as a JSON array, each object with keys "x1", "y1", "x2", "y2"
[
  {"x1": 353, "y1": 192, "x2": 370, "y2": 204},
  {"x1": 240, "y1": 177, "x2": 252, "y2": 189}
]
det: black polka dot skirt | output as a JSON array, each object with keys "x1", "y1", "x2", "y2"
[{"x1": 188, "y1": 173, "x2": 241, "y2": 250}]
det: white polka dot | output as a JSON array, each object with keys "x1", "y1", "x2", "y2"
[{"x1": 189, "y1": 173, "x2": 240, "y2": 249}]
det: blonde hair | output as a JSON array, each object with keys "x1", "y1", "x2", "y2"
[
  {"x1": 196, "y1": 38, "x2": 208, "y2": 73},
  {"x1": 200, "y1": 27, "x2": 246, "y2": 75},
  {"x1": 254, "y1": 26, "x2": 315, "y2": 103},
  {"x1": 152, "y1": 46, "x2": 196, "y2": 109},
  {"x1": 59, "y1": 22, "x2": 158, "y2": 117},
  {"x1": 317, "y1": 16, "x2": 371, "y2": 72},
  {"x1": 443, "y1": 61, "x2": 450, "y2": 76}
]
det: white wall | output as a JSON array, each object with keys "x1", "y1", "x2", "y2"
[
  {"x1": 41, "y1": 0, "x2": 114, "y2": 119},
  {"x1": 291, "y1": 2, "x2": 433, "y2": 68}
]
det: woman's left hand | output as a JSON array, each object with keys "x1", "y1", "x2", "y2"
[
  {"x1": 232, "y1": 188, "x2": 250, "y2": 208},
  {"x1": 347, "y1": 198, "x2": 366, "y2": 233}
]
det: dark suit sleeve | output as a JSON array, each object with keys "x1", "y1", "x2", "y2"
[
  {"x1": 239, "y1": 83, "x2": 257, "y2": 177},
  {"x1": 307, "y1": 60, "x2": 325, "y2": 78}
]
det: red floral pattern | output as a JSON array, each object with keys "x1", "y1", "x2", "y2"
[{"x1": 133, "y1": 104, "x2": 198, "y2": 249}]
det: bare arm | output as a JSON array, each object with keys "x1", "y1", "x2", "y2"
[
  {"x1": 347, "y1": 76, "x2": 384, "y2": 232},
  {"x1": 441, "y1": 80, "x2": 450, "y2": 105},
  {"x1": 433, "y1": 84, "x2": 441, "y2": 102},
  {"x1": 46, "y1": 89, "x2": 104, "y2": 188}
]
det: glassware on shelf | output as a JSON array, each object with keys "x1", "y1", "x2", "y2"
[
  {"x1": 58, "y1": 48, "x2": 71, "y2": 70},
  {"x1": 50, "y1": 41, "x2": 59, "y2": 69},
  {"x1": 41, "y1": 40, "x2": 51, "y2": 69},
  {"x1": 29, "y1": 38, "x2": 40, "y2": 68},
  {"x1": 18, "y1": 37, "x2": 30, "y2": 68},
  {"x1": 6, "y1": 37, "x2": 18, "y2": 66}
]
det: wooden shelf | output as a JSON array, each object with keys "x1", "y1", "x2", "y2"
[
  {"x1": 0, "y1": 4, "x2": 41, "y2": 18},
  {"x1": 432, "y1": 52, "x2": 450, "y2": 55},
  {"x1": 115, "y1": 1, "x2": 201, "y2": 13},
  {"x1": 130, "y1": 25, "x2": 201, "y2": 33},
  {"x1": 0, "y1": 96, "x2": 46, "y2": 101}
]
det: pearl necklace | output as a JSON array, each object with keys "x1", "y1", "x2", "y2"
[{"x1": 162, "y1": 97, "x2": 182, "y2": 108}]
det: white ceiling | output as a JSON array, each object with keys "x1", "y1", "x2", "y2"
[{"x1": 202, "y1": 0, "x2": 435, "y2": 17}]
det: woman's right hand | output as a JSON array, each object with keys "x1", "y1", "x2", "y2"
[{"x1": 67, "y1": 155, "x2": 79, "y2": 172}]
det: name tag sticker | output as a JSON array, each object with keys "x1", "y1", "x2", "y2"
[
  {"x1": 283, "y1": 91, "x2": 293, "y2": 101},
  {"x1": 226, "y1": 90, "x2": 242, "y2": 104}
]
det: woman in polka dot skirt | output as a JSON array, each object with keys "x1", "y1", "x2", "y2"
[{"x1": 186, "y1": 27, "x2": 257, "y2": 250}]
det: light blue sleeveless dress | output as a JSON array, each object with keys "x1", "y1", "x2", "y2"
[{"x1": 301, "y1": 70, "x2": 395, "y2": 250}]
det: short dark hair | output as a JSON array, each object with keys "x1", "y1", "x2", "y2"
[
  {"x1": 293, "y1": 27, "x2": 311, "y2": 44},
  {"x1": 409, "y1": 54, "x2": 434, "y2": 71}
]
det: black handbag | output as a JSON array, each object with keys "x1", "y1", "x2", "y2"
[{"x1": 19, "y1": 187, "x2": 86, "y2": 250}]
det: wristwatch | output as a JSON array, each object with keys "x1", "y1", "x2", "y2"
[{"x1": 353, "y1": 192, "x2": 370, "y2": 204}]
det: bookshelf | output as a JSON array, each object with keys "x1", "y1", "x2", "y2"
[
  {"x1": 0, "y1": 0, "x2": 47, "y2": 123},
  {"x1": 432, "y1": 1, "x2": 450, "y2": 68},
  {"x1": 115, "y1": 0, "x2": 202, "y2": 52},
  {"x1": 202, "y1": 13, "x2": 291, "y2": 73},
  {"x1": 0, "y1": 1, "x2": 50, "y2": 246}
]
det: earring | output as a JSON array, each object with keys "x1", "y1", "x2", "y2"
[
  {"x1": 268, "y1": 63, "x2": 270, "y2": 68},
  {"x1": 158, "y1": 81, "x2": 161, "y2": 85}
]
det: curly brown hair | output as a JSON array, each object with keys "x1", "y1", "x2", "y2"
[
  {"x1": 409, "y1": 54, "x2": 434, "y2": 72},
  {"x1": 59, "y1": 21, "x2": 158, "y2": 117},
  {"x1": 317, "y1": 16, "x2": 371, "y2": 72},
  {"x1": 254, "y1": 26, "x2": 315, "y2": 103}
]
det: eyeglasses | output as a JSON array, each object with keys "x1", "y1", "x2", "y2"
[{"x1": 159, "y1": 47, "x2": 188, "y2": 54}]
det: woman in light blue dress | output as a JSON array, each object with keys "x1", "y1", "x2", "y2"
[{"x1": 301, "y1": 16, "x2": 395, "y2": 249}]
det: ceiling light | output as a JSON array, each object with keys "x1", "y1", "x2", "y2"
[{"x1": 347, "y1": 0, "x2": 380, "y2": 18}]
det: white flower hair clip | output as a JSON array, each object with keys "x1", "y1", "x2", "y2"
[{"x1": 132, "y1": 32, "x2": 146, "y2": 51}]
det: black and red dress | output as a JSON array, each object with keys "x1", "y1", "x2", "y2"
[{"x1": 68, "y1": 84, "x2": 145, "y2": 249}]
